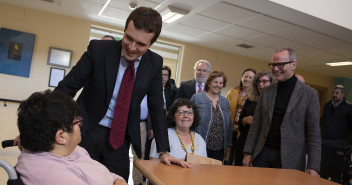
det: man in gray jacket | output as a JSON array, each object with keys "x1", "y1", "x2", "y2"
[{"x1": 243, "y1": 48, "x2": 321, "y2": 176}]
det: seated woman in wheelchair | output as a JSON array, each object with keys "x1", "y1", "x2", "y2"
[{"x1": 15, "y1": 90, "x2": 126, "y2": 185}]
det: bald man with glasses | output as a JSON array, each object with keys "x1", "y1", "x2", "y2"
[{"x1": 243, "y1": 48, "x2": 321, "y2": 176}]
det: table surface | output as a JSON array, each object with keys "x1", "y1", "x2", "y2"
[{"x1": 134, "y1": 159, "x2": 339, "y2": 185}]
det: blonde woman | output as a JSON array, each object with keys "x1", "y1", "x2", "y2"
[{"x1": 226, "y1": 68, "x2": 256, "y2": 164}]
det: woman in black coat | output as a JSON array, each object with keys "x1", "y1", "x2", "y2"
[{"x1": 234, "y1": 70, "x2": 274, "y2": 166}]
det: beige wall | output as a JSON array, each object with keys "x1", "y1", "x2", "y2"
[
  {"x1": 0, "y1": 2, "x2": 334, "y2": 183},
  {"x1": 179, "y1": 42, "x2": 334, "y2": 97}
]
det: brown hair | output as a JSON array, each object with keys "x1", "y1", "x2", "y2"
[
  {"x1": 247, "y1": 70, "x2": 274, "y2": 101},
  {"x1": 125, "y1": 7, "x2": 162, "y2": 45},
  {"x1": 204, "y1": 71, "x2": 227, "y2": 92}
]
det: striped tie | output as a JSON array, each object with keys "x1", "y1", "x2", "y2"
[
  {"x1": 109, "y1": 61, "x2": 135, "y2": 149},
  {"x1": 197, "y1": 83, "x2": 202, "y2": 93}
]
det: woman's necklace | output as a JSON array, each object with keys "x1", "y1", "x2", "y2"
[{"x1": 175, "y1": 129, "x2": 195, "y2": 154}]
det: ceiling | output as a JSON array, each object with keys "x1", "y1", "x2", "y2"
[{"x1": 2, "y1": 0, "x2": 352, "y2": 78}]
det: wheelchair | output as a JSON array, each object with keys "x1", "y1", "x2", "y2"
[
  {"x1": 1, "y1": 140, "x2": 24, "y2": 185},
  {"x1": 320, "y1": 144, "x2": 352, "y2": 185}
]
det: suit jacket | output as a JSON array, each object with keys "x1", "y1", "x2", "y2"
[
  {"x1": 244, "y1": 80, "x2": 321, "y2": 171},
  {"x1": 174, "y1": 79, "x2": 196, "y2": 100},
  {"x1": 55, "y1": 40, "x2": 169, "y2": 157}
]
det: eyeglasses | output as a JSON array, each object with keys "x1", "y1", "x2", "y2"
[
  {"x1": 196, "y1": 68, "x2": 209, "y2": 73},
  {"x1": 70, "y1": 116, "x2": 83, "y2": 127},
  {"x1": 177, "y1": 110, "x2": 194, "y2": 116},
  {"x1": 256, "y1": 79, "x2": 270, "y2": 84},
  {"x1": 268, "y1": 61, "x2": 294, "y2": 69}
]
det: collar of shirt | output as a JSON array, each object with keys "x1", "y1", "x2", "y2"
[
  {"x1": 197, "y1": 83, "x2": 204, "y2": 87},
  {"x1": 121, "y1": 50, "x2": 142, "y2": 69},
  {"x1": 197, "y1": 83, "x2": 204, "y2": 89},
  {"x1": 332, "y1": 99, "x2": 344, "y2": 107}
]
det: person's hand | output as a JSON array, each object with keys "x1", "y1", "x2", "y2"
[
  {"x1": 148, "y1": 130, "x2": 154, "y2": 139},
  {"x1": 243, "y1": 116, "x2": 253, "y2": 125},
  {"x1": 242, "y1": 154, "x2": 253, "y2": 167},
  {"x1": 160, "y1": 152, "x2": 191, "y2": 168},
  {"x1": 14, "y1": 135, "x2": 23, "y2": 151},
  {"x1": 306, "y1": 169, "x2": 319, "y2": 177},
  {"x1": 113, "y1": 178, "x2": 127, "y2": 185}
]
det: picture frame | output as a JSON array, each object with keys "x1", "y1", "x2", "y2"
[
  {"x1": 48, "y1": 67, "x2": 65, "y2": 87},
  {"x1": 47, "y1": 47, "x2": 72, "y2": 68},
  {"x1": 0, "y1": 28, "x2": 36, "y2": 77}
]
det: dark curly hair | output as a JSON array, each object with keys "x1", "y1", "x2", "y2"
[
  {"x1": 204, "y1": 71, "x2": 227, "y2": 92},
  {"x1": 17, "y1": 90, "x2": 79, "y2": 152},
  {"x1": 125, "y1": 7, "x2": 162, "y2": 45},
  {"x1": 166, "y1": 98, "x2": 200, "y2": 130}
]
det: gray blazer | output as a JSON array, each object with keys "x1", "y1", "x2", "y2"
[{"x1": 244, "y1": 80, "x2": 321, "y2": 171}]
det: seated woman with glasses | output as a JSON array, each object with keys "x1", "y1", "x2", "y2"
[
  {"x1": 150, "y1": 98, "x2": 206, "y2": 163},
  {"x1": 15, "y1": 90, "x2": 126, "y2": 185}
]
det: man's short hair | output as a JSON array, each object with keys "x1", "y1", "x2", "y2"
[
  {"x1": 102, "y1": 35, "x2": 115, "y2": 40},
  {"x1": 17, "y1": 90, "x2": 79, "y2": 152},
  {"x1": 334, "y1": 85, "x2": 345, "y2": 94},
  {"x1": 162, "y1": 65, "x2": 172, "y2": 79},
  {"x1": 193, "y1": 59, "x2": 211, "y2": 72},
  {"x1": 125, "y1": 7, "x2": 162, "y2": 45},
  {"x1": 274, "y1": 47, "x2": 296, "y2": 61}
]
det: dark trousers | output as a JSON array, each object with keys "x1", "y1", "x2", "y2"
[
  {"x1": 207, "y1": 148, "x2": 224, "y2": 162},
  {"x1": 79, "y1": 125, "x2": 131, "y2": 181},
  {"x1": 320, "y1": 145, "x2": 345, "y2": 182},
  {"x1": 144, "y1": 137, "x2": 153, "y2": 160},
  {"x1": 253, "y1": 145, "x2": 282, "y2": 168},
  {"x1": 224, "y1": 130, "x2": 237, "y2": 165}
]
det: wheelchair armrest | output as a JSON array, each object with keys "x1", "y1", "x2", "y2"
[
  {"x1": 2, "y1": 140, "x2": 15, "y2": 149},
  {"x1": 0, "y1": 158, "x2": 18, "y2": 180}
]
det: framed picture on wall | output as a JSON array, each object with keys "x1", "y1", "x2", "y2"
[
  {"x1": 0, "y1": 28, "x2": 36, "y2": 78},
  {"x1": 47, "y1": 47, "x2": 72, "y2": 68},
  {"x1": 48, "y1": 67, "x2": 65, "y2": 87}
]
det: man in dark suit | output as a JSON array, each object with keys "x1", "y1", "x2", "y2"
[
  {"x1": 243, "y1": 48, "x2": 321, "y2": 176},
  {"x1": 320, "y1": 85, "x2": 352, "y2": 181},
  {"x1": 174, "y1": 59, "x2": 211, "y2": 100},
  {"x1": 55, "y1": 7, "x2": 188, "y2": 182}
]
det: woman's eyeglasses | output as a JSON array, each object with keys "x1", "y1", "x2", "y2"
[
  {"x1": 256, "y1": 80, "x2": 270, "y2": 84},
  {"x1": 177, "y1": 110, "x2": 194, "y2": 116},
  {"x1": 70, "y1": 116, "x2": 83, "y2": 127}
]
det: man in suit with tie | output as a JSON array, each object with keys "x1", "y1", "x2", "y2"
[
  {"x1": 174, "y1": 59, "x2": 211, "y2": 100},
  {"x1": 243, "y1": 48, "x2": 321, "y2": 176},
  {"x1": 55, "y1": 7, "x2": 189, "y2": 182}
]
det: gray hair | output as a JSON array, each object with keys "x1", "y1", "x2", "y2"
[
  {"x1": 193, "y1": 59, "x2": 211, "y2": 72},
  {"x1": 274, "y1": 47, "x2": 296, "y2": 61}
]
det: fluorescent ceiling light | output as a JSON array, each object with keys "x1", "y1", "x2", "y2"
[
  {"x1": 326, "y1": 61, "x2": 352, "y2": 66},
  {"x1": 160, "y1": 6, "x2": 189, "y2": 23}
]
